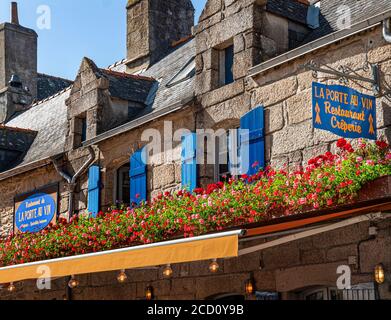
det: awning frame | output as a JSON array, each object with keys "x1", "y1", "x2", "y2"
[{"x1": 0, "y1": 229, "x2": 244, "y2": 284}]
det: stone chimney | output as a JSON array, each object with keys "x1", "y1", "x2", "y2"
[
  {"x1": 0, "y1": 2, "x2": 37, "y2": 123},
  {"x1": 11, "y1": 2, "x2": 19, "y2": 25},
  {"x1": 126, "y1": 0, "x2": 194, "y2": 73}
]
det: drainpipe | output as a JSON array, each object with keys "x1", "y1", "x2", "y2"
[
  {"x1": 52, "y1": 146, "x2": 95, "y2": 217},
  {"x1": 383, "y1": 19, "x2": 391, "y2": 43}
]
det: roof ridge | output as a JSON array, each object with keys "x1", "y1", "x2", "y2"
[
  {"x1": 100, "y1": 68, "x2": 155, "y2": 82},
  {"x1": 107, "y1": 58, "x2": 128, "y2": 70},
  {"x1": 0, "y1": 125, "x2": 37, "y2": 134},
  {"x1": 37, "y1": 72, "x2": 73, "y2": 83},
  {"x1": 171, "y1": 35, "x2": 194, "y2": 48},
  {"x1": 31, "y1": 85, "x2": 73, "y2": 108}
]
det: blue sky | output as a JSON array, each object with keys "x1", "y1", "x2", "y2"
[{"x1": 0, "y1": 0, "x2": 206, "y2": 80}]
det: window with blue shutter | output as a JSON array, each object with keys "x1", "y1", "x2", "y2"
[
  {"x1": 87, "y1": 165, "x2": 100, "y2": 217},
  {"x1": 228, "y1": 128, "x2": 240, "y2": 177},
  {"x1": 240, "y1": 106, "x2": 265, "y2": 176},
  {"x1": 224, "y1": 45, "x2": 234, "y2": 85},
  {"x1": 215, "y1": 129, "x2": 241, "y2": 181},
  {"x1": 130, "y1": 147, "x2": 147, "y2": 206},
  {"x1": 181, "y1": 133, "x2": 197, "y2": 192}
]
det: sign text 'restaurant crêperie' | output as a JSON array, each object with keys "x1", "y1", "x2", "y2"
[{"x1": 312, "y1": 83, "x2": 377, "y2": 140}]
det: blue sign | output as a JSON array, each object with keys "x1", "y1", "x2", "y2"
[
  {"x1": 312, "y1": 82, "x2": 377, "y2": 140},
  {"x1": 15, "y1": 193, "x2": 57, "y2": 233}
]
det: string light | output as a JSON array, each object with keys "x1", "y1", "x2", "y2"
[
  {"x1": 68, "y1": 275, "x2": 79, "y2": 289},
  {"x1": 163, "y1": 264, "x2": 173, "y2": 278},
  {"x1": 209, "y1": 259, "x2": 219, "y2": 273},
  {"x1": 146, "y1": 286, "x2": 153, "y2": 300},
  {"x1": 7, "y1": 282, "x2": 16, "y2": 293},
  {"x1": 374, "y1": 264, "x2": 385, "y2": 284},
  {"x1": 117, "y1": 269, "x2": 128, "y2": 283}
]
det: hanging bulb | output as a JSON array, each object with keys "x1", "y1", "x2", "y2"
[
  {"x1": 374, "y1": 264, "x2": 385, "y2": 284},
  {"x1": 245, "y1": 279, "x2": 254, "y2": 295},
  {"x1": 146, "y1": 286, "x2": 153, "y2": 300},
  {"x1": 163, "y1": 264, "x2": 173, "y2": 278},
  {"x1": 7, "y1": 282, "x2": 16, "y2": 293},
  {"x1": 117, "y1": 269, "x2": 128, "y2": 283},
  {"x1": 68, "y1": 275, "x2": 79, "y2": 289},
  {"x1": 209, "y1": 259, "x2": 219, "y2": 273}
]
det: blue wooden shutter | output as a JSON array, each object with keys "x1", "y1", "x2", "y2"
[
  {"x1": 225, "y1": 45, "x2": 234, "y2": 85},
  {"x1": 181, "y1": 133, "x2": 197, "y2": 192},
  {"x1": 87, "y1": 165, "x2": 100, "y2": 217},
  {"x1": 130, "y1": 148, "x2": 147, "y2": 205},
  {"x1": 240, "y1": 106, "x2": 265, "y2": 176}
]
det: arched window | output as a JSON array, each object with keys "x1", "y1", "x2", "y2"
[{"x1": 116, "y1": 164, "x2": 130, "y2": 205}]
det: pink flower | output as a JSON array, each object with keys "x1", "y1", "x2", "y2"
[
  {"x1": 366, "y1": 160, "x2": 375, "y2": 166},
  {"x1": 356, "y1": 156, "x2": 363, "y2": 163},
  {"x1": 298, "y1": 198, "x2": 306, "y2": 205}
]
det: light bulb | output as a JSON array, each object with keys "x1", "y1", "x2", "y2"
[
  {"x1": 7, "y1": 282, "x2": 16, "y2": 293},
  {"x1": 68, "y1": 275, "x2": 79, "y2": 289},
  {"x1": 163, "y1": 264, "x2": 173, "y2": 278},
  {"x1": 146, "y1": 286, "x2": 153, "y2": 300},
  {"x1": 245, "y1": 279, "x2": 254, "y2": 295},
  {"x1": 375, "y1": 264, "x2": 385, "y2": 284},
  {"x1": 117, "y1": 269, "x2": 128, "y2": 283},
  {"x1": 209, "y1": 259, "x2": 219, "y2": 273}
]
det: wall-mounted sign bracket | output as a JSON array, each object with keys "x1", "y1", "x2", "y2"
[{"x1": 304, "y1": 60, "x2": 380, "y2": 96}]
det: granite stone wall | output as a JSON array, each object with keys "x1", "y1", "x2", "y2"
[
  {"x1": 249, "y1": 28, "x2": 391, "y2": 170},
  {"x1": 97, "y1": 107, "x2": 195, "y2": 209}
]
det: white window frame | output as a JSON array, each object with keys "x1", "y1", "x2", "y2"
[{"x1": 214, "y1": 129, "x2": 240, "y2": 182}]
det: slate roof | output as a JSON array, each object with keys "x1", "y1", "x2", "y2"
[
  {"x1": 303, "y1": 0, "x2": 391, "y2": 43},
  {"x1": 267, "y1": 0, "x2": 391, "y2": 44},
  {"x1": 2, "y1": 38, "x2": 195, "y2": 172},
  {"x1": 140, "y1": 38, "x2": 195, "y2": 112},
  {"x1": 98, "y1": 69, "x2": 155, "y2": 104},
  {"x1": 37, "y1": 73, "x2": 73, "y2": 101},
  {"x1": 266, "y1": 0, "x2": 309, "y2": 25},
  {"x1": 109, "y1": 38, "x2": 195, "y2": 118},
  {"x1": 5, "y1": 88, "x2": 70, "y2": 167},
  {"x1": 0, "y1": 126, "x2": 37, "y2": 152},
  {"x1": 109, "y1": 38, "x2": 195, "y2": 112}
]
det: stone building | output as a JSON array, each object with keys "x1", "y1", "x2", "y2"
[{"x1": 0, "y1": 0, "x2": 391, "y2": 300}]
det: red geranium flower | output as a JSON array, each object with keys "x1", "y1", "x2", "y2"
[
  {"x1": 337, "y1": 138, "x2": 347, "y2": 148},
  {"x1": 194, "y1": 188, "x2": 204, "y2": 195},
  {"x1": 376, "y1": 140, "x2": 389, "y2": 150}
]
